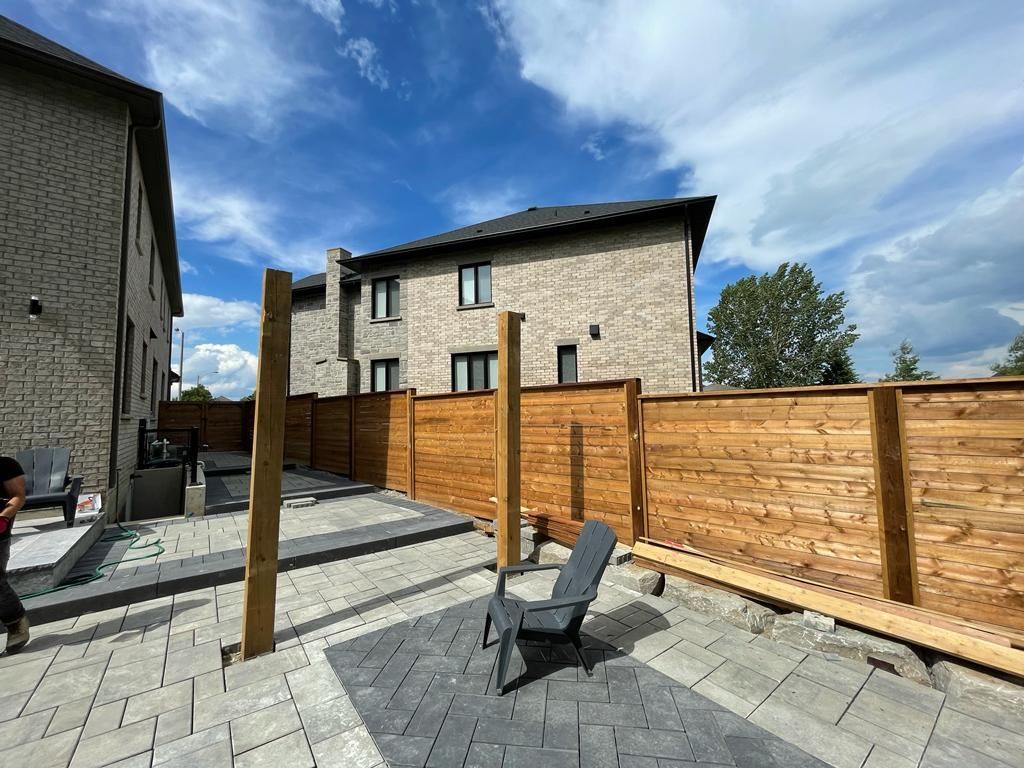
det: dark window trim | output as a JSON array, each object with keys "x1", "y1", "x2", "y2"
[
  {"x1": 134, "y1": 181, "x2": 143, "y2": 244},
  {"x1": 150, "y1": 358, "x2": 158, "y2": 413},
  {"x1": 370, "y1": 358, "x2": 401, "y2": 392},
  {"x1": 458, "y1": 262, "x2": 491, "y2": 306},
  {"x1": 451, "y1": 350, "x2": 498, "y2": 391},
  {"x1": 140, "y1": 340, "x2": 148, "y2": 397},
  {"x1": 371, "y1": 276, "x2": 400, "y2": 319},
  {"x1": 557, "y1": 344, "x2": 578, "y2": 384},
  {"x1": 148, "y1": 237, "x2": 156, "y2": 288}
]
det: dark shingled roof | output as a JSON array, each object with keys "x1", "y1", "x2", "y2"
[
  {"x1": 0, "y1": 14, "x2": 182, "y2": 315},
  {"x1": 292, "y1": 272, "x2": 327, "y2": 292},
  {"x1": 0, "y1": 15, "x2": 140, "y2": 84},
  {"x1": 350, "y1": 195, "x2": 716, "y2": 267}
]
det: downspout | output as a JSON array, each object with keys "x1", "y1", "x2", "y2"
[
  {"x1": 684, "y1": 212, "x2": 699, "y2": 392},
  {"x1": 108, "y1": 116, "x2": 163, "y2": 496}
]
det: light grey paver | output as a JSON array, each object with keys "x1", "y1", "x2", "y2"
[
  {"x1": 152, "y1": 722, "x2": 231, "y2": 765},
  {"x1": 0, "y1": 726, "x2": 81, "y2": 768},
  {"x1": 692, "y1": 660, "x2": 779, "y2": 716},
  {"x1": 164, "y1": 639, "x2": 222, "y2": 685},
  {"x1": 124, "y1": 679, "x2": 192, "y2": 725},
  {"x1": 69, "y1": 717, "x2": 157, "y2": 768},
  {"x1": 24, "y1": 662, "x2": 107, "y2": 714},
  {"x1": 751, "y1": 697, "x2": 873, "y2": 768},
  {"x1": 285, "y1": 660, "x2": 348, "y2": 711},
  {"x1": 298, "y1": 694, "x2": 363, "y2": 744},
  {"x1": 931, "y1": 707, "x2": 1024, "y2": 767},
  {"x1": 95, "y1": 656, "x2": 165, "y2": 705},
  {"x1": 230, "y1": 699, "x2": 302, "y2": 754},
  {"x1": 235, "y1": 729, "x2": 314, "y2": 768},
  {"x1": 862, "y1": 744, "x2": 919, "y2": 768},
  {"x1": 771, "y1": 673, "x2": 853, "y2": 724},
  {"x1": 5, "y1": 707, "x2": 55, "y2": 748},
  {"x1": 225, "y1": 645, "x2": 308, "y2": 690},
  {"x1": 193, "y1": 674, "x2": 292, "y2": 730},
  {"x1": 82, "y1": 698, "x2": 127, "y2": 739},
  {"x1": 838, "y1": 712, "x2": 927, "y2": 762},
  {"x1": 846, "y1": 688, "x2": 938, "y2": 745},
  {"x1": 311, "y1": 725, "x2": 383, "y2": 768},
  {"x1": 794, "y1": 653, "x2": 871, "y2": 697},
  {"x1": 45, "y1": 695, "x2": 94, "y2": 736},
  {"x1": 155, "y1": 705, "x2": 193, "y2": 747}
]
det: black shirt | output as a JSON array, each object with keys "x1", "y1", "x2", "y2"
[{"x1": 1, "y1": 456, "x2": 24, "y2": 540}]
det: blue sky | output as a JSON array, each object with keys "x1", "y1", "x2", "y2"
[{"x1": 10, "y1": 1, "x2": 1024, "y2": 397}]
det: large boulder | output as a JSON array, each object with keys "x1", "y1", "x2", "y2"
[
  {"x1": 769, "y1": 614, "x2": 930, "y2": 684},
  {"x1": 603, "y1": 564, "x2": 663, "y2": 595},
  {"x1": 930, "y1": 659, "x2": 1024, "y2": 729},
  {"x1": 660, "y1": 574, "x2": 778, "y2": 634}
]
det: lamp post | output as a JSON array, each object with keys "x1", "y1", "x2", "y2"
[
  {"x1": 197, "y1": 370, "x2": 219, "y2": 389},
  {"x1": 174, "y1": 327, "x2": 185, "y2": 399}
]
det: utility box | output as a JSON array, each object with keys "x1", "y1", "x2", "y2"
[{"x1": 129, "y1": 464, "x2": 185, "y2": 521}]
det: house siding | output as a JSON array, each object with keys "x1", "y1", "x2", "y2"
[{"x1": 290, "y1": 214, "x2": 698, "y2": 396}]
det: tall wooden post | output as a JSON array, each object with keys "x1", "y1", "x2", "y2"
[
  {"x1": 406, "y1": 389, "x2": 417, "y2": 499},
  {"x1": 240, "y1": 269, "x2": 292, "y2": 659},
  {"x1": 624, "y1": 379, "x2": 645, "y2": 544},
  {"x1": 867, "y1": 386, "x2": 919, "y2": 605},
  {"x1": 496, "y1": 311, "x2": 521, "y2": 569}
]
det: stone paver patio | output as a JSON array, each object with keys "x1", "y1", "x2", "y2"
[{"x1": 1, "y1": 519, "x2": 1021, "y2": 768}]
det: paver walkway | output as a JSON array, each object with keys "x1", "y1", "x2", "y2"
[
  {"x1": 326, "y1": 599, "x2": 829, "y2": 767},
  {"x1": 0, "y1": 526, "x2": 1021, "y2": 767}
]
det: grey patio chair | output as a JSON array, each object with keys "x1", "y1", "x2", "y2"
[
  {"x1": 483, "y1": 519, "x2": 617, "y2": 695},
  {"x1": 15, "y1": 447, "x2": 83, "y2": 528}
]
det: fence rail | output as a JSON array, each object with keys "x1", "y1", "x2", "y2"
[{"x1": 157, "y1": 374, "x2": 1024, "y2": 633}]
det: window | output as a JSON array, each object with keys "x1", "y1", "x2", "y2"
[
  {"x1": 149, "y1": 238, "x2": 156, "y2": 288},
  {"x1": 458, "y1": 262, "x2": 491, "y2": 306},
  {"x1": 371, "y1": 359, "x2": 401, "y2": 392},
  {"x1": 557, "y1": 345, "x2": 578, "y2": 384},
  {"x1": 122, "y1": 319, "x2": 135, "y2": 414},
  {"x1": 150, "y1": 359, "x2": 158, "y2": 413},
  {"x1": 452, "y1": 351, "x2": 498, "y2": 391},
  {"x1": 372, "y1": 277, "x2": 400, "y2": 319},
  {"x1": 140, "y1": 341, "x2": 148, "y2": 396}
]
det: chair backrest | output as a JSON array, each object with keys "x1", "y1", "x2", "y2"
[
  {"x1": 14, "y1": 447, "x2": 71, "y2": 496},
  {"x1": 550, "y1": 520, "x2": 617, "y2": 625}
]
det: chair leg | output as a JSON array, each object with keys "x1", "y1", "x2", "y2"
[
  {"x1": 568, "y1": 631, "x2": 592, "y2": 675},
  {"x1": 63, "y1": 496, "x2": 75, "y2": 528},
  {"x1": 482, "y1": 612, "x2": 492, "y2": 650},
  {"x1": 495, "y1": 629, "x2": 517, "y2": 696}
]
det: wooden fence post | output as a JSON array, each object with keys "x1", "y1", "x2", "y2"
[
  {"x1": 624, "y1": 379, "x2": 645, "y2": 545},
  {"x1": 348, "y1": 395, "x2": 356, "y2": 480},
  {"x1": 406, "y1": 389, "x2": 417, "y2": 499},
  {"x1": 240, "y1": 268, "x2": 292, "y2": 659},
  {"x1": 496, "y1": 311, "x2": 521, "y2": 569},
  {"x1": 309, "y1": 393, "x2": 318, "y2": 469},
  {"x1": 867, "y1": 386, "x2": 920, "y2": 605}
]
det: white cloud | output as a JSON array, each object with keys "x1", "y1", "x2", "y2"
[
  {"x1": 178, "y1": 294, "x2": 261, "y2": 334},
  {"x1": 360, "y1": 0, "x2": 398, "y2": 12},
  {"x1": 443, "y1": 184, "x2": 525, "y2": 225},
  {"x1": 84, "y1": 0, "x2": 334, "y2": 139},
  {"x1": 485, "y1": 0, "x2": 1024, "y2": 374},
  {"x1": 301, "y1": 0, "x2": 345, "y2": 33},
  {"x1": 581, "y1": 133, "x2": 605, "y2": 161},
  {"x1": 182, "y1": 343, "x2": 257, "y2": 399},
  {"x1": 339, "y1": 37, "x2": 389, "y2": 90},
  {"x1": 179, "y1": 259, "x2": 198, "y2": 275},
  {"x1": 172, "y1": 174, "x2": 329, "y2": 273}
]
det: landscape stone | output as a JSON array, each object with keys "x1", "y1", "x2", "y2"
[
  {"x1": 930, "y1": 658, "x2": 1024, "y2": 731},
  {"x1": 661, "y1": 574, "x2": 777, "y2": 634},
  {"x1": 602, "y1": 563, "x2": 663, "y2": 595},
  {"x1": 803, "y1": 611, "x2": 836, "y2": 632},
  {"x1": 768, "y1": 614, "x2": 930, "y2": 684}
]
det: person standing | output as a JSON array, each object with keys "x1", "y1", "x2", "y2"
[{"x1": 0, "y1": 456, "x2": 29, "y2": 654}]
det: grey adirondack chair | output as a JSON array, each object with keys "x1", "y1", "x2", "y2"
[
  {"x1": 483, "y1": 520, "x2": 617, "y2": 695},
  {"x1": 15, "y1": 447, "x2": 83, "y2": 528}
]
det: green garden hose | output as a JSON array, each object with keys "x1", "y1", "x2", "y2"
[{"x1": 17, "y1": 521, "x2": 165, "y2": 600}]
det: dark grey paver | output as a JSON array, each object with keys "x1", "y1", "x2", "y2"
[{"x1": 325, "y1": 600, "x2": 831, "y2": 768}]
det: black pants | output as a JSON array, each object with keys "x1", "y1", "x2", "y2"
[{"x1": 0, "y1": 538, "x2": 25, "y2": 626}]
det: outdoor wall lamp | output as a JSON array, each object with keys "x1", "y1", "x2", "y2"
[
  {"x1": 29, "y1": 295, "x2": 42, "y2": 319},
  {"x1": 589, "y1": 323, "x2": 600, "y2": 339}
]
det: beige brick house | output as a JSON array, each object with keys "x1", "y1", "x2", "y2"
[
  {"x1": 289, "y1": 197, "x2": 715, "y2": 396},
  {"x1": 0, "y1": 17, "x2": 182, "y2": 516}
]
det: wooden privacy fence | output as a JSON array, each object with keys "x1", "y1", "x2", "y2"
[
  {"x1": 638, "y1": 377, "x2": 1024, "y2": 634},
  {"x1": 159, "y1": 375, "x2": 1024, "y2": 634}
]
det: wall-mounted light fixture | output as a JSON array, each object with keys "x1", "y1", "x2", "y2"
[
  {"x1": 29, "y1": 295, "x2": 42, "y2": 319},
  {"x1": 589, "y1": 323, "x2": 600, "y2": 339}
]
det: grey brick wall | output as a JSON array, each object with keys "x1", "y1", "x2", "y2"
[
  {"x1": 289, "y1": 213, "x2": 699, "y2": 396},
  {"x1": 0, "y1": 63, "x2": 173, "y2": 516},
  {"x1": 0, "y1": 64, "x2": 126, "y2": 495}
]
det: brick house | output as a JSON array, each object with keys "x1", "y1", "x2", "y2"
[
  {"x1": 289, "y1": 197, "x2": 716, "y2": 396},
  {"x1": 0, "y1": 17, "x2": 182, "y2": 516}
]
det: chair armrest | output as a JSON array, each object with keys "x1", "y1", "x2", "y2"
[
  {"x1": 520, "y1": 587, "x2": 598, "y2": 614},
  {"x1": 68, "y1": 476, "x2": 83, "y2": 497},
  {"x1": 496, "y1": 562, "x2": 563, "y2": 597}
]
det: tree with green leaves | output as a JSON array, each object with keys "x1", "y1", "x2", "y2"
[
  {"x1": 704, "y1": 262, "x2": 859, "y2": 389},
  {"x1": 240, "y1": 391, "x2": 256, "y2": 401},
  {"x1": 180, "y1": 383, "x2": 214, "y2": 402},
  {"x1": 991, "y1": 331, "x2": 1024, "y2": 376},
  {"x1": 881, "y1": 339, "x2": 937, "y2": 382}
]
